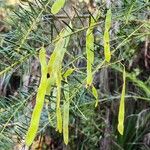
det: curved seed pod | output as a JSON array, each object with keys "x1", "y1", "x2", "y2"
[
  {"x1": 25, "y1": 47, "x2": 48, "y2": 146},
  {"x1": 51, "y1": 0, "x2": 65, "y2": 15},
  {"x1": 104, "y1": 9, "x2": 111, "y2": 62},
  {"x1": 118, "y1": 67, "x2": 126, "y2": 135}
]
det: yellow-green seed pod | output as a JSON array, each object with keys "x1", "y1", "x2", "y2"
[
  {"x1": 25, "y1": 47, "x2": 48, "y2": 146},
  {"x1": 118, "y1": 67, "x2": 126, "y2": 135},
  {"x1": 63, "y1": 82, "x2": 70, "y2": 145},
  {"x1": 103, "y1": 9, "x2": 111, "y2": 62}
]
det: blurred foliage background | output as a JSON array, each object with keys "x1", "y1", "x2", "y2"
[{"x1": 0, "y1": 0, "x2": 150, "y2": 150}]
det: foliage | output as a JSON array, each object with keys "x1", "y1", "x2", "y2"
[{"x1": 0, "y1": 0, "x2": 150, "y2": 149}]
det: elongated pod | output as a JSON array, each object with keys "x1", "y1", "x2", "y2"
[
  {"x1": 118, "y1": 67, "x2": 126, "y2": 135},
  {"x1": 86, "y1": 28, "x2": 94, "y2": 86},
  {"x1": 25, "y1": 48, "x2": 48, "y2": 146},
  {"x1": 104, "y1": 9, "x2": 111, "y2": 62},
  {"x1": 86, "y1": 11, "x2": 100, "y2": 87},
  {"x1": 63, "y1": 81, "x2": 70, "y2": 145},
  {"x1": 56, "y1": 68, "x2": 63, "y2": 133}
]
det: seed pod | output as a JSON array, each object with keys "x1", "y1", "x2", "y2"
[
  {"x1": 118, "y1": 67, "x2": 126, "y2": 135},
  {"x1": 86, "y1": 28, "x2": 94, "y2": 86},
  {"x1": 86, "y1": 11, "x2": 100, "y2": 87},
  {"x1": 104, "y1": 9, "x2": 111, "y2": 62},
  {"x1": 25, "y1": 47, "x2": 48, "y2": 146},
  {"x1": 63, "y1": 82, "x2": 70, "y2": 145}
]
